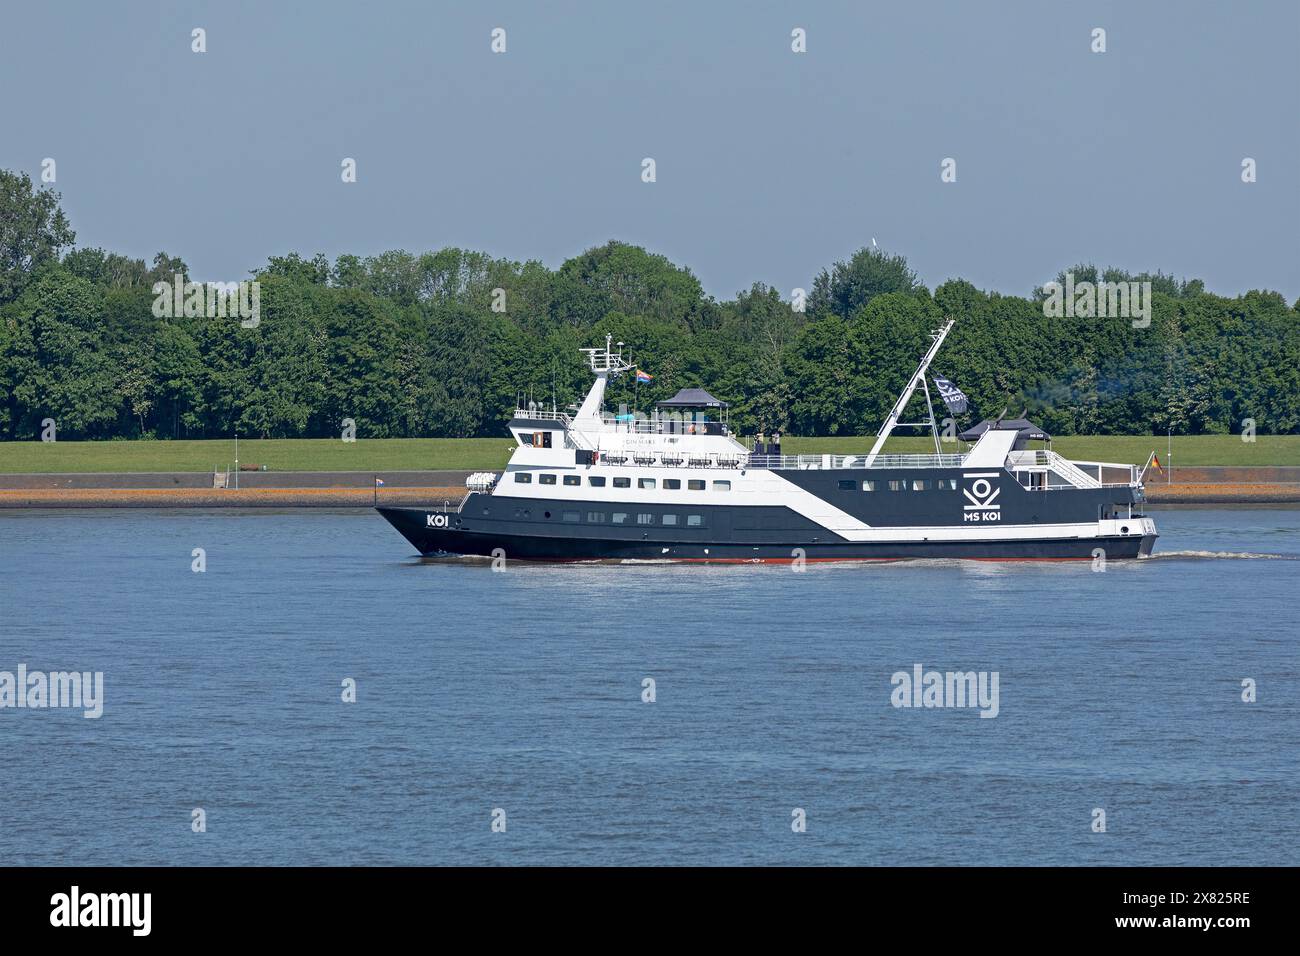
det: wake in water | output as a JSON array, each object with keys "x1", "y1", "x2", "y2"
[{"x1": 1141, "y1": 549, "x2": 1299, "y2": 560}]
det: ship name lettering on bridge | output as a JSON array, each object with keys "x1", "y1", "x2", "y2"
[{"x1": 427, "y1": 514, "x2": 449, "y2": 528}]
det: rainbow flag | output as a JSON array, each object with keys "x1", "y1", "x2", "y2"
[{"x1": 636, "y1": 369, "x2": 653, "y2": 383}]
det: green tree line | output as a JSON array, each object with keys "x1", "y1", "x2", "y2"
[{"x1": 2, "y1": 168, "x2": 1298, "y2": 441}]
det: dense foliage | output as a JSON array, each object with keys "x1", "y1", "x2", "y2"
[{"x1": 2, "y1": 169, "x2": 1297, "y2": 440}]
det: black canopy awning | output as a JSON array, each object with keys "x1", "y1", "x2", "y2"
[
  {"x1": 958, "y1": 418, "x2": 1051, "y2": 443},
  {"x1": 656, "y1": 388, "x2": 727, "y2": 409}
]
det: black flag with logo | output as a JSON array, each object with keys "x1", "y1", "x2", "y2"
[{"x1": 932, "y1": 374, "x2": 970, "y2": 415}]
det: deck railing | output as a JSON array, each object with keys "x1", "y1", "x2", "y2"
[{"x1": 745, "y1": 453, "x2": 966, "y2": 471}]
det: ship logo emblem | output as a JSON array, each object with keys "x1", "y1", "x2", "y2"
[{"x1": 962, "y1": 473, "x2": 1001, "y2": 511}]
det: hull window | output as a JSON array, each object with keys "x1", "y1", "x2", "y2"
[
  {"x1": 863, "y1": 480, "x2": 877, "y2": 491},
  {"x1": 638, "y1": 478, "x2": 656, "y2": 489},
  {"x1": 562, "y1": 511, "x2": 580, "y2": 522},
  {"x1": 662, "y1": 514, "x2": 679, "y2": 526},
  {"x1": 664, "y1": 479, "x2": 681, "y2": 490},
  {"x1": 613, "y1": 513, "x2": 629, "y2": 524},
  {"x1": 587, "y1": 512, "x2": 606, "y2": 523},
  {"x1": 589, "y1": 476, "x2": 606, "y2": 487},
  {"x1": 688, "y1": 480, "x2": 705, "y2": 491},
  {"x1": 838, "y1": 479, "x2": 857, "y2": 490},
  {"x1": 563, "y1": 475, "x2": 580, "y2": 486},
  {"x1": 514, "y1": 472, "x2": 532, "y2": 484},
  {"x1": 713, "y1": 481, "x2": 731, "y2": 491},
  {"x1": 889, "y1": 480, "x2": 904, "y2": 491},
  {"x1": 636, "y1": 513, "x2": 654, "y2": 525},
  {"x1": 687, "y1": 515, "x2": 703, "y2": 527},
  {"x1": 613, "y1": 477, "x2": 631, "y2": 488},
  {"x1": 539, "y1": 474, "x2": 556, "y2": 485}
]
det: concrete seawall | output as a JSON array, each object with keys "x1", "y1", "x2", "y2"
[
  {"x1": 0, "y1": 468, "x2": 1298, "y2": 507},
  {"x1": 0, "y1": 471, "x2": 471, "y2": 508}
]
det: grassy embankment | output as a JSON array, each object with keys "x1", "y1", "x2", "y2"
[{"x1": 0, "y1": 435, "x2": 1297, "y2": 473}]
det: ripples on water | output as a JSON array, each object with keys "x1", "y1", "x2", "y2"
[{"x1": 1, "y1": 506, "x2": 1297, "y2": 865}]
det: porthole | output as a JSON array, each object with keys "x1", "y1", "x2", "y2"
[{"x1": 1120, "y1": 525, "x2": 1129, "y2": 534}]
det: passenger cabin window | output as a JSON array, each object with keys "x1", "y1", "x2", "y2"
[
  {"x1": 636, "y1": 513, "x2": 654, "y2": 525},
  {"x1": 664, "y1": 479, "x2": 681, "y2": 490},
  {"x1": 613, "y1": 477, "x2": 631, "y2": 488},
  {"x1": 587, "y1": 511, "x2": 606, "y2": 523},
  {"x1": 912, "y1": 479, "x2": 929, "y2": 491},
  {"x1": 889, "y1": 480, "x2": 904, "y2": 491},
  {"x1": 713, "y1": 481, "x2": 730, "y2": 491},
  {"x1": 588, "y1": 476, "x2": 606, "y2": 487},
  {"x1": 862, "y1": 480, "x2": 877, "y2": 491},
  {"x1": 539, "y1": 474, "x2": 556, "y2": 485},
  {"x1": 638, "y1": 478, "x2": 656, "y2": 489},
  {"x1": 562, "y1": 511, "x2": 580, "y2": 522},
  {"x1": 688, "y1": 480, "x2": 705, "y2": 491},
  {"x1": 514, "y1": 472, "x2": 532, "y2": 483},
  {"x1": 563, "y1": 475, "x2": 580, "y2": 486},
  {"x1": 662, "y1": 514, "x2": 679, "y2": 526},
  {"x1": 941, "y1": 478, "x2": 957, "y2": 490},
  {"x1": 612, "y1": 512, "x2": 629, "y2": 524},
  {"x1": 686, "y1": 515, "x2": 703, "y2": 527}
]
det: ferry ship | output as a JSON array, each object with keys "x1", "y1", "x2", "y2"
[{"x1": 378, "y1": 321, "x2": 1158, "y2": 561}]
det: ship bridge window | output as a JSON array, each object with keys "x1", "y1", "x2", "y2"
[
  {"x1": 533, "y1": 432, "x2": 552, "y2": 448},
  {"x1": 613, "y1": 476, "x2": 631, "y2": 488},
  {"x1": 664, "y1": 479, "x2": 681, "y2": 490},
  {"x1": 638, "y1": 478, "x2": 656, "y2": 489},
  {"x1": 539, "y1": 474, "x2": 556, "y2": 485},
  {"x1": 563, "y1": 475, "x2": 580, "y2": 486},
  {"x1": 713, "y1": 480, "x2": 731, "y2": 491},
  {"x1": 514, "y1": 472, "x2": 532, "y2": 484},
  {"x1": 588, "y1": 476, "x2": 606, "y2": 487},
  {"x1": 838, "y1": 479, "x2": 857, "y2": 490},
  {"x1": 688, "y1": 479, "x2": 705, "y2": 491}
]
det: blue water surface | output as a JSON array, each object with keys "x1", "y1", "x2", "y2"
[{"x1": 1, "y1": 506, "x2": 1297, "y2": 865}]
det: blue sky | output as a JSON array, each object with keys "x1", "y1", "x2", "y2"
[{"x1": 3, "y1": 0, "x2": 1296, "y2": 299}]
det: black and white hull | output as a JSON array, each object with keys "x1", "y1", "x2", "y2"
[{"x1": 379, "y1": 462, "x2": 1157, "y2": 563}]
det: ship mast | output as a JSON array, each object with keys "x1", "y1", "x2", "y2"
[
  {"x1": 865, "y1": 318, "x2": 955, "y2": 465},
  {"x1": 575, "y1": 333, "x2": 634, "y2": 421}
]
